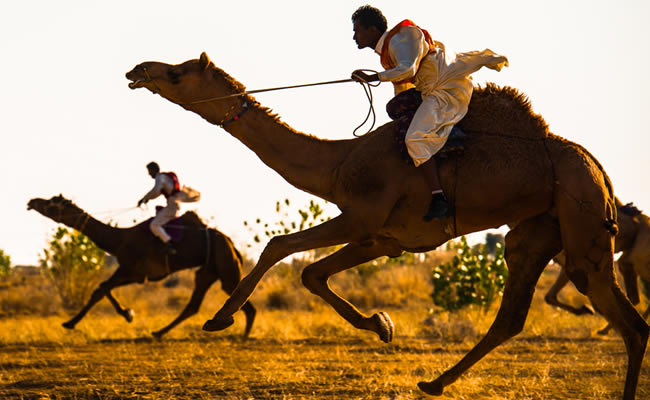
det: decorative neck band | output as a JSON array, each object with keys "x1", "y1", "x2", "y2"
[{"x1": 219, "y1": 100, "x2": 259, "y2": 128}]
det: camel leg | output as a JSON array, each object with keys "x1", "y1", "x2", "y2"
[
  {"x1": 419, "y1": 213, "x2": 562, "y2": 396},
  {"x1": 582, "y1": 268, "x2": 649, "y2": 400},
  {"x1": 301, "y1": 241, "x2": 397, "y2": 342},
  {"x1": 555, "y1": 195, "x2": 648, "y2": 400},
  {"x1": 597, "y1": 261, "x2": 641, "y2": 336},
  {"x1": 105, "y1": 292, "x2": 135, "y2": 323},
  {"x1": 619, "y1": 260, "x2": 640, "y2": 305},
  {"x1": 152, "y1": 266, "x2": 219, "y2": 339},
  {"x1": 219, "y1": 262, "x2": 257, "y2": 338},
  {"x1": 544, "y1": 268, "x2": 594, "y2": 315},
  {"x1": 62, "y1": 270, "x2": 133, "y2": 329},
  {"x1": 204, "y1": 213, "x2": 373, "y2": 332}
]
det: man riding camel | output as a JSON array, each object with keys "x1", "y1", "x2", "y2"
[
  {"x1": 350, "y1": 5, "x2": 508, "y2": 221},
  {"x1": 137, "y1": 161, "x2": 200, "y2": 254}
]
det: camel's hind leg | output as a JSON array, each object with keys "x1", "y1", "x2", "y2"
[
  {"x1": 576, "y1": 258, "x2": 648, "y2": 399},
  {"x1": 555, "y1": 193, "x2": 648, "y2": 399},
  {"x1": 544, "y1": 266, "x2": 594, "y2": 315},
  {"x1": 301, "y1": 240, "x2": 400, "y2": 343},
  {"x1": 419, "y1": 213, "x2": 562, "y2": 396},
  {"x1": 152, "y1": 266, "x2": 219, "y2": 339}
]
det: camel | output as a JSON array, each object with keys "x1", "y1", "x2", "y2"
[
  {"x1": 547, "y1": 200, "x2": 650, "y2": 333},
  {"x1": 27, "y1": 195, "x2": 256, "y2": 338},
  {"x1": 125, "y1": 52, "x2": 648, "y2": 398}
]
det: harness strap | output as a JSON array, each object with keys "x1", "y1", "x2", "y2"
[{"x1": 218, "y1": 101, "x2": 259, "y2": 128}]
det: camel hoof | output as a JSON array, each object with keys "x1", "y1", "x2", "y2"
[
  {"x1": 203, "y1": 315, "x2": 235, "y2": 332},
  {"x1": 372, "y1": 312, "x2": 394, "y2": 343},
  {"x1": 125, "y1": 309, "x2": 135, "y2": 323},
  {"x1": 597, "y1": 327, "x2": 611, "y2": 336},
  {"x1": 577, "y1": 305, "x2": 595, "y2": 315},
  {"x1": 62, "y1": 321, "x2": 75, "y2": 330},
  {"x1": 418, "y1": 380, "x2": 444, "y2": 396},
  {"x1": 152, "y1": 331, "x2": 164, "y2": 340}
]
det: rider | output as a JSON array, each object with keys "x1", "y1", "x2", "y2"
[
  {"x1": 350, "y1": 5, "x2": 508, "y2": 221},
  {"x1": 137, "y1": 161, "x2": 184, "y2": 254}
]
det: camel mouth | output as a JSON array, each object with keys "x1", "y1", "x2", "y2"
[{"x1": 128, "y1": 80, "x2": 144, "y2": 90}]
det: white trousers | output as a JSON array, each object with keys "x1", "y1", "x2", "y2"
[
  {"x1": 150, "y1": 197, "x2": 180, "y2": 243},
  {"x1": 404, "y1": 95, "x2": 455, "y2": 167}
]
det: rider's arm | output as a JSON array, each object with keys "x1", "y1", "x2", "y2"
[
  {"x1": 141, "y1": 174, "x2": 169, "y2": 202},
  {"x1": 378, "y1": 26, "x2": 426, "y2": 83}
]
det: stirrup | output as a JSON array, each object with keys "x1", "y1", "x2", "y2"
[{"x1": 423, "y1": 195, "x2": 454, "y2": 222}]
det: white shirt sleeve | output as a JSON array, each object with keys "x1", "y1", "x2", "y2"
[
  {"x1": 142, "y1": 173, "x2": 173, "y2": 202},
  {"x1": 378, "y1": 26, "x2": 428, "y2": 83}
]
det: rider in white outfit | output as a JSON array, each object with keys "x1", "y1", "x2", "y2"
[
  {"x1": 351, "y1": 5, "x2": 508, "y2": 221},
  {"x1": 138, "y1": 162, "x2": 185, "y2": 254}
]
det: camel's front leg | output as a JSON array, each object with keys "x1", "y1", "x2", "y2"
[
  {"x1": 203, "y1": 213, "x2": 369, "y2": 332},
  {"x1": 62, "y1": 272, "x2": 133, "y2": 329},
  {"x1": 301, "y1": 240, "x2": 402, "y2": 342}
]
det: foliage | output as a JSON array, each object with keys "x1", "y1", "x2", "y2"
[
  {"x1": 39, "y1": 227, "x2": 107, "y2": 311},
  {"x1": 243, "y1": 198, "x2": 337, "y2": 260},
  {"x1": 0, "y1": 248, "x2": 11, "y2": 277},
  {"x1": 431, "y1": 235, "x2": 508, "y2": 312}
]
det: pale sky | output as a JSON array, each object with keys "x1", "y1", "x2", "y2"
[{"x1": 2, "y1": 0, "x2": 649, "y2": 266}]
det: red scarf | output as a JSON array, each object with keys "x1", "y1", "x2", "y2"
[{"x1": 380, "y1": 19, "x2": 436, "y2": 84}]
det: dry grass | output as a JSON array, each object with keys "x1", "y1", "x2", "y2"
[{"x1": 0, "y1": 256, "x2": 648, "y2": 399}]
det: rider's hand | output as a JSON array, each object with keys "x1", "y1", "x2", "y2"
[{"x1": 351, "y1": 69, "x2": 379, "y2": 83}]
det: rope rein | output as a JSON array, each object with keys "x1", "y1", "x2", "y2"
[{"x1": 175, "y1": 71, "x2": 381, "y2": 137}]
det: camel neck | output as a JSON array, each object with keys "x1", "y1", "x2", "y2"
[
  {"x1": 197, "y1": 101, "x2": 350, "y2": 201},
  {"x1": 63, "y1": 212, "x2": 123, "y2": 254}
]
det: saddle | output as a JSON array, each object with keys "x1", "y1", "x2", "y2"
[
  {"x1": 143, "y1": 213, "x2": 185, "y2": 242},
  {"x1": 387, "y1": 88, "x2": 466, "y2": 164}
]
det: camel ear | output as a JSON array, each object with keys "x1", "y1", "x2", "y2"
[{"x1": 199, "y1": 52, "x2": 211, "y2": 70}]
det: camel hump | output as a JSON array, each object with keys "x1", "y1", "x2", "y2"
[
  {"x1": 180, "y1": 211, "x2": 207, "y2": 228},
  {"x1": 458, "y1": 83, "x2": 549, "y2": 140}
]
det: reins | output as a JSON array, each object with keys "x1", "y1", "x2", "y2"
[
  {"x1": 139, "y1": 66, "x2": 381, "y2": 136},
  {"x1": 188, "y1": 75, "x2": 380, "y2": 136}
]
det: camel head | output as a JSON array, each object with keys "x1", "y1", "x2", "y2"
[
  {"x1": 126, "y1": 52, "x2": 249, "y2": 125},
  {"x1": 27, "y1": 195, "x2": 87, "y2": 226}
]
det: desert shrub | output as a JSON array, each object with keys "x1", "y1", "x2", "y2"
[
  {"x1": 243, "y1": 198, "x2": 339, "y2": 260},
  {"x1": 431, "y1": 235, "x2": 507, "y2": 312},
  {"x1": 39, "y1": 227, "x2": 108, "y2": 311},
  {"x1": 0, "y1": 249, "x2": 11, "y2": 277}
]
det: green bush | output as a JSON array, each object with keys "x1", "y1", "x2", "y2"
[
  {"x1": 39, "y1": 227, "x2": 107, "y2": 311},
  {"x1": 0, "y1": 249, "x2": 11, "y2": 277},
  {"x1": 243, "y1": 198, "x2": 338, "y2": 260},
  {"x1": 431, "y1": 235, "x2": 507, "y2": 312}
]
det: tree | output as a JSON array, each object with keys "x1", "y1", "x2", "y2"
[
  {"x1": 40, "y1": 227, "x2": 107, "y2": 311},
  {"x1": 0, "y1": 249, "x2": 11, "y2": 277}
]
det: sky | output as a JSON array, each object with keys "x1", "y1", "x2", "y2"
[{"x1": 2, "y1": 0, "x2": 649, "y2": 266}]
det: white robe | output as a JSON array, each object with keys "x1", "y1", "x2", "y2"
[{"x1": 375, "y1": 25, "x2": 508, "y2": 167}]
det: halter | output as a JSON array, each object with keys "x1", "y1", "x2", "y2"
[{"x1": 142, "y1": 67, "x2": 164, "y2": 94}]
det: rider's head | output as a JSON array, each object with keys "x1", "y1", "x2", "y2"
[
  {"x1": 352, "y1": 5, "x2": 387, "y2": 50},
  {"x1": 146, "y1": 161, "x2": 160, "y2": 178}
]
